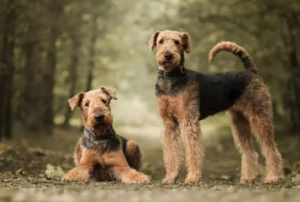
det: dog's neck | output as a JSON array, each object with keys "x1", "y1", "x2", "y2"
[
  {"x1": 157, "y1": 53, "x2": 185, "y2": 79},
  {"x1": 83, "y1": 127, "x2": 116, "y2": 141}
]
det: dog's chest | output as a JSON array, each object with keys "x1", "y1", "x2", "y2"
[
  {"x1": 156, "y1": 94, "x2": 198, "y2": 121},
  {"x1": 155, "y1": 77, "x2": 187, "y2": 96},
  {"x1": 82, "y1": 137, "x2": 120, "y2": 154},
  {"x1": 156, "y1": 75, "x2": 200, "y2": 120},
  {"x1": 82, "y1": 138, "x2": 107, "y2": 152},
  {"x1": 81, "y1": 147, "x2": 102, "y2": 164},
  {"x1": 81, "y1": 137, "x2": 122, "y2": 166}
]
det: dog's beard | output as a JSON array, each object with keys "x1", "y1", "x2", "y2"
[
  {"x1": 157, "y1": 53, "x2": 181, "y2": 71},
  {"x1": 85, "y1": 114, "x2": 113, "y2": 135}
]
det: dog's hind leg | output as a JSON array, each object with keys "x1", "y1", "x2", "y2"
[
  {"x1": 124, "y1": 140, "x2": 143, "y2": 171},
  {"x1": 229, "y1": 109, "x2": 261, "y2": 184},
  {"x1": 236, "y1": 80, "x2": 284, "y2": 183}
]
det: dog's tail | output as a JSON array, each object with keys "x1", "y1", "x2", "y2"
[{"x1": 208, "y1": 41, "x2": 257, "y2": 75}]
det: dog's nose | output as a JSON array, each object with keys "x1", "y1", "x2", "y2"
[
  {"x1": 164, "y1": 53, "x2": 172, "y2": 61},
  {"x1": 94, "y1": 114, "x2": 104, "y2": 122}
]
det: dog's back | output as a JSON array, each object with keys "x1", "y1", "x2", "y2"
[{"x1": 196, "y1": 70, "x2": 254, "y2": 120}]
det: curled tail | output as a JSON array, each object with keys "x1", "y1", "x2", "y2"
[{"x1": 209, "y1": 41, "x2": 257, "y2": 75}]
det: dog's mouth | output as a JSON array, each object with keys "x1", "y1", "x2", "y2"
[
  {"x1": 163, "y1": 60, "x2": 172, "y2": 64},
  {"x1": 87, "y1": 124, "x2": 111, "y2": 136},
  {"x1": 162, "y1": 59, "x2": 174, "y2": 65},
  {"x1": 92, "y1": 120, "x2": 108, "y2": 129},
  {"x1": 160, "y1": 61, "x2": 174, "y2": 70}
]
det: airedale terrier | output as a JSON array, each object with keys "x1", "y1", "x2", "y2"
[
  {"x1": 149, "y1": 30, "x2": 284, "y2": 185},
  {"x1": 62, "y1": 87, "x2": 150, "y2": 184}
]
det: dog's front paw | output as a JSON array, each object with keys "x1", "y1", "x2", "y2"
[
  {"x1": 184, "y1": 172, "x2": 201, "y2": 185},
  {"x1": 162, "y1": 176, "x2": 177, "y2": 185},
  {"x1": 62, "y1": 171, "x2": 78, "y2": 181},
  {"x1": 240, "y1": 178, "x2": 255, "y2": 185},
  {"x1": 134, "y1": 173, "x2": 150, "y2": 184},
  {"x1": 121, "y1": 170, "x2": 150, "y2": 184},
  {"x1": 264, "y1": 175, "x2": 284, "y2": 184},
  {"x1": 62, "y1": 167, "x2": 90, "y2": 181}
]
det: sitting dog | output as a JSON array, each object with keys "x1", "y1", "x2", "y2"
[
  {"x1": 149, "y1": 30, "x2": 284, "y2": 185},
  {"x1": 62, "y1": 87, "x2": 150, "y2": 184}
]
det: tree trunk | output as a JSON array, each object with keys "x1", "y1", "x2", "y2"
[
  {"x1": 62, "y1": 36, "x2": 80, "y2": 128},
  {"x1": 0, "y1": 72, "x2": 4, "y2": 140},
  {"x1": 286, "y1": 15, "x2": 300, "y2": 135},
  {"x1": 41, "y1": 28, "x2": 58, "y2": 135},
  {"x1": 288, "y1": 49, "x2": 300, "y2": 134},
  {"x1": 0, "y1": 0, "x2": 16, "y2": 140},
  {"x1": 85, "y1": 17, "x2": 98, "y2": 92},
  {"x1": 22, "y1": 40, "x2": 40, "y2": 131}
]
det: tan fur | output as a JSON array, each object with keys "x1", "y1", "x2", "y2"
[
  {"x1": 101, "y1": 86, "x2": 118, "y2": 100},
  {"x1": 158, "y1": 107, "x2": 181, "y2": 185},
  {"x1": 149, "y1": 30, "x2": 192, "y2": 71},
  {"x1": 180, "y1": 32, "x2": 193, "y2": 53},
  {"x1": 231, "y1": 78, "x2": 284, "y2": 183},
  {"x1": 74, "y1": 139, "x2": 82, "y2": 167},
  {"x1": 157, "y1": 84, "x2": 204, "y2": 184},
  {"x1": 125, "y1": 140, "x2": 143, "y2": 171},
  {"x1": 102, "y1": 150, "x2": 148, "y2": 184},
  {"x1": 63, "y1": 87, "x2": 150, "y2": 184},
  {"x1": 177, "y1": 84, "x2": 204, "y2": 184},
  {"x1": 229, "y1": 110, "x2": 261, "y2": 184},
  {"x1": 209, "y1": 41, "x2": 257, "y2": 74},
  {"x1": 151, "y1": 30, "x2": 203, "y2": 184},
  {"x1": 208, "y1": 41, "x2": 249, "y2": 62},
  {"x1": 63, "y1": 148, "x2": 98, "y2": 181}
]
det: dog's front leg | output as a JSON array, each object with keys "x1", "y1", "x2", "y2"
[
  {"x1": 103, "y1": 149, "x2": 150, "y2": 184},
  {"x1": 63, "y1": 149, "x2": 97, "y2": 181},
  {"x1": 180, "y1": 117, "x2": 204, "y2": 184},
  {"x1": 63, "y1": 165, "x2": 92, "y2": 181},
  {"x1": 161, "y1": 121, "x2": 181, "y2": 185}
]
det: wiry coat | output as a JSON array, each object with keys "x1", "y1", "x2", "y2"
[
  {"x1": 62, "y1": 87, "x2": 149, "y2": 184},
  {"x1": 150, "y1": 30, "x2": 284, "y2": 185}
]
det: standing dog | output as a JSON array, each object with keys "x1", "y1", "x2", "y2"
[
  {"x1": 63, "y1": 87, "x2": 150, "y2": 184},
  {"x1": 149, "y1": 30, "x2": 284, "y2": 185}
]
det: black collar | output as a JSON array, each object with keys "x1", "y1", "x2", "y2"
[
  {"x1": 83, "y1": 127, "x2": 116, "y2": 141},
  {"x1": 157, "y1": 64, "x2": 185, "y2": 78}
]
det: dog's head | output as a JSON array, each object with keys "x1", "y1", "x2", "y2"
[
  {"x1": 68, "y1": 87, "x2": 117, "y2": 135},
  {"x1": 149, "y1": 30, "x2": 192, "y2": 71}
]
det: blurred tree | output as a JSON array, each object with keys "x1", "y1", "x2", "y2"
[
  {"x1": 0, "y1": 0, "x2": 114, "y2": 137},
  {"x1": 40, "y1": 1, "x2": 65, "y2": 134},
  {"x1": 62, "y1": 35, "x2": 80, "y2": 128},
  {"x1": 85, "y1": 16, "x2": 98, "y2": 93},
  {"x1": 0, "y1": 0, "x2": 16, "y2": 140}
]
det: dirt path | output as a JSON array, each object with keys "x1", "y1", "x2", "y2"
[
  {"x1": 0, "y1": 180, "x2": 299, "y2": 202},
  {"x1": 0, "y1": 126, "x2": 300, "y2": 202}
]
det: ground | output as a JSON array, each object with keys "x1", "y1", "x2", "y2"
[{"x1": 0, "y1": 120, "x2": 300, "y2": 202}]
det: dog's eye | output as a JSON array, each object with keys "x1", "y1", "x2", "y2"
[
  {"x1": 85, "y1": 102, "x2": 89, "y2": 107},
  {"x1": 159, "y1": 40, "x2": 164, "y2": 44},
  {"x1": 174, "y1": 40, "x2": 179, "y2": 45},
  {"x1": 101, "y1": 99, "x2": 107, "y2": 104}
]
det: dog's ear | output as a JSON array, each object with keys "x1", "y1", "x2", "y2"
[
  {"x1": 101, "y1": 86, "x2": 117, "y2": 100},
  {"x1": 68, "y1": 93, "x2": 84, "y2": 111},
  {"x1": 180, "y1": 32, "x2": 192, "y2": 53},
  {"x1": 149, "y1": 31, "x2": 160, "y2": 51}
]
